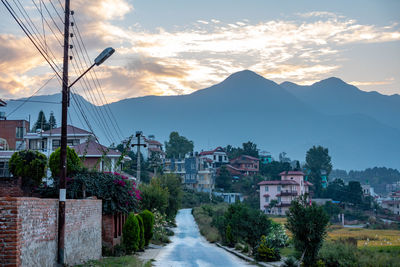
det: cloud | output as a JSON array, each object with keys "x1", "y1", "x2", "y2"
[
  {"x1": 2, "y1": 5, "x2": 400, "y2": 100},
  {"x1": 349, "y1": 78, "x2": 394, "y2": 86}
]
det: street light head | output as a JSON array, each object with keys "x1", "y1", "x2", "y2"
[{"x1": 94, "y1": 47, "x2": 115, "y2": 66}]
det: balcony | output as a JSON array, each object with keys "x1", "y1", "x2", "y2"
[{"x1": 280, "y1": 190, "x2": 298, "y2": 196}]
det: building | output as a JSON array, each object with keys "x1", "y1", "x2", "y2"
[
  {"x1": 259, "y1": 151, "x2": 273, "y2": 164},
  {"x1": 229, "y1": 155, "x2": 259, "y2": 176},
  {"x1": 143, "y1": 135, "x2": 166, "y2": 161},
  {"x1": 199, "y1": 147, "x2": 229, "y2": 167},
  {"x1": 196, "y1": 157, "x2": 215, "y2": 192},
  {"x1": 381, "y1": 200, "x2": 400, "y2": 215},
  {"x1": 258, "y1": 171, "x2": 312, "y2": 215},
  {"x1": 0, "y1": 120, "x2": 30, "y2": 150},
  {"x1": 24, "y1": 125, "x2": 93, "y2": 158},
  {"x1": 73, "y1": 139, "x2": 130, "y2": 172},
  {"x1": 0, "y1": 151, "x2": 13, "y2": 178}
]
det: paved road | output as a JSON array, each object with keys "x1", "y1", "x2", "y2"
[{"x1": 154, "y1": 209, "x2": 250, "y2": 267}]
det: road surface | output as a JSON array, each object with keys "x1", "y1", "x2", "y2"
[{"x1": 154, "y1": 209, "x2": 250, "y2": 267}]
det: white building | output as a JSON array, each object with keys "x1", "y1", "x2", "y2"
[{"x1": 199, "y1": 147, "x2": 229, "y2": 167}]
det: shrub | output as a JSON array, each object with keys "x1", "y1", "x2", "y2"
[
  {"x1": 123, "y1": 213, "x2": 140, "y2": 253},
  {"x1": 9, "y1": 150, "x2": 47, "y2": 187},
  {"x1": 49, "y1": 146, "x2": 81, "y2": 178},
  {"x1": 140, "y1": 210, "x2": 154, "y2": 246},
  {"x1": 319, "y1": 242, "x2": 358, "y2": 267},
  {"x1": 282, "y1": 256, "x2": 298, "y2": 267},
  {"x1": 226, "y1": 224, "x2": 234, "y2": 247},
  {"x1": 136, "y1": 215, "x2": 145, "y2": 251},
  {"x1": 242, "y1": 244, "x2": 249, "y2": 253},
  {"x1": 159, "y1": 174, "x2": 183, "y2": 219},
  {"x1": 266, "y1": 222, "x2": 289, "y2": 248},
  {"x1": 139, "y1": 179, "x2": 169, "y2": 214},
  {"x1": 152, "y1": 210, "x2": 171, "y2": 244},
  {"x1": 255, "y1": 235, "x2": 281, "y2": 262}
]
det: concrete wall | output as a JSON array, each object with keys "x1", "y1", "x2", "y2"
[{"x1": 0, "y1": 197, "x2": 101, "y2": 266}]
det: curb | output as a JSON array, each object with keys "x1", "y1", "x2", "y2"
[{"x1": 215, "y1": 243, "x2": 283, "y2": 267}]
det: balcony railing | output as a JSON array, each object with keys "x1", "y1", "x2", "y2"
[{"x1": 280, "y1": 190, "x2": 298, "y2": 196}]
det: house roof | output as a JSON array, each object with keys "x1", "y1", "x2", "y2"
[
  {"x1": 73, "y1": 140, "x2": 122, "y2": 157},
  {"x1": 145, "y1": 138, "x2": 162, "y2": 146},
  {"x1": 304, "y1": 181, "x2": 313, "y2": 186},
  {"x1": 0, "y1": 99, "x2": 6, "y2": 106},
  {"x1": 279, "y1": 171, "x2": 305, "y2": 176},
  {"x1": 148, "y1": 147, "x2": 166, "y2": 155},
  {"x1": 199, "y1": 146, "x2": 226, "y2": 156},
  {"x1": 230, "y1": 155, "x2": 260, "y2": 163},
  {"x1": 42, "y1": 125, "x2": 92, "y2": 135},
  {"x1": 258, "y1": 180, "x2": 299, "y2": 185}
]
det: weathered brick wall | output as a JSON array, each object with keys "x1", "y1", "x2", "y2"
[
  {"x1": 0, "y1": 178, "x2": 23, "y2": 197},
  {"x1": 65, "y1": 199, "x2": 102, "y2": 266},
  {"x1": 0, "y1": 197, "x2": 102, "y2": 266}
]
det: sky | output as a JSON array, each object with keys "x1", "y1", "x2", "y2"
[{"x1": 0, "y1": 0, "x2": 399, "y2": 103}]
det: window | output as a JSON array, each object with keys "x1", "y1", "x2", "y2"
[
  {"x1": 16, "y1": 127, "x2": 25, "y2": 138},
  {"x1": 265, "y1": 197, "x2": 269, "y2": 202},
  {"x1": 213, "y1": 155, "x2": 216, "y2": 160},
  {"x1": 52, "y1": 140, "x2": 61, "y2": 149},
  {"x1": 265, "y1": 186, "x2": 268, "y2": 192},
  {"x1": 277, "y1": 197, "x2": 281, "y2": 202},
  {"x1": 278, "y1": 208, "x2": 282, "y2": 213},
  {"x1": 218, "y1": 155, "x2": 222, "y2": 162},
  {"x1": 67, "y1": 139, "x2": 80, "y2": 146},
  {"x1": 0, "y1": 161, "x2": 10, "y2": 177},
  {"x1": 224, "y1": 156, "x2": 227, "y2": 160},
  {"x1": 277, "y1": 186, "x2": 281, "y2": 192}
]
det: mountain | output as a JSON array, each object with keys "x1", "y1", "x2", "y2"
[
  {"x1": 2, "y1": 70, "x2": 400, "y2": 170},
  {"x1": 280, "y1": 77, "x2": 400, "y2": 131}
]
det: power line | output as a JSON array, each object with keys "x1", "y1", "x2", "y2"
[{"x1": 7, "y1": 73, "x2": 57, "y2": 117}]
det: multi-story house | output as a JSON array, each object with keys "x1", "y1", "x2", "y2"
[
  {"x1": 143, "y1": 135, "x2": 166, "y2": 161},
  {"x1": 229, "y1": 155, "x2": 259, "y2": 176},
  {"x1": 199, "y1": 147, "x2": 229, "y2": 167},
  {"x1": 0, "y1": 117, "x2": 30, "y2": 150},
  {"x1": 196, "y1": 157, "x2": 215, "y2": 192},
  {"x1": 24, "y1": 125, "x2": 93, "y2": 158},
  {"x1": 258, "y1": 171, "x2": 312, "y2": 215}
]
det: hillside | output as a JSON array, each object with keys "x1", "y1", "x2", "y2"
[{"x1": 3, "y1": 70, "x2": 400, "y2": 170}]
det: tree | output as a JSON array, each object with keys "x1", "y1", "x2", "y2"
[
  {"x1": 136, "y1": 214, "x2": 145, "y2": 250},
  {"x1": 347, "y1": 181, "x2": 363, "y2": 205},
  {"x1": 49, "y1": 146, "x2": 81, "y2": 178},
  {"x1": 32, "y1": 110, "x2": 50, "y2": 131},
  {"x1": 242, "y1": 141, "x2": 259, "y2": 158},
  {"x1": 215, "y1": 165, "x2": 232, "y2": 191},
  {"x1": 139, "y1": 178, "x2": 169, "y2": 214},
  {"x1": 260, "y1": 161, "x2": 292, "y2": 180},
  {"x1": 139, "y1": 210, "x2": 154, "y2": 246},
  {"x1": 159, "y1": 173, "x2": 183, "y2": 219},
  {"x1": 48, "y1": 111, "x2": 57, "y2": 129},
  {"x1": 9, "y1": 150, "x2": 47, "y2": 188},
  {"x1": 286, "y1": 196, "x2": 329, "y2": 266},
  {"x1": 305, "y1": 146, "x2": 332, "y2": 197},
  {"x1": 165, "y1": 131, "x2": 193, "y2": 158}
]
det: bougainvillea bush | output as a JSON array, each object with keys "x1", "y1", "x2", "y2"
[{"x1": 38, "y1": 170, "x2": 141, "y2": 214}]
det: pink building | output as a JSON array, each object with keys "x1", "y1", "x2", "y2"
[{"x1": 258, "y1": 171, "x2": 312, "y2": 215}]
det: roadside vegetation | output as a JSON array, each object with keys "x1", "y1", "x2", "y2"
[{"x1": 76, "y1": 255, "x2": 151, "y2": 267}]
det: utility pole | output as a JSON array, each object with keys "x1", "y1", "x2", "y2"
[
  {"x1": 132, "y1": 131, "x2": 146, "y2": 183},
  {"x1": 58, "y1": 0, "x2": 70, "y2": 264}
]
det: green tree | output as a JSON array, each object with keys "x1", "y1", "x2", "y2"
[
  {"x1": 347, "y1": 181, "x2": 363, "y2": 205},
  {"x1": 123, "y1": 213, "x2": 140, "y2": 253},
  {"x1": 139, "y1": 210, "x2": 154, "y2": 246},
  {"x1": 286, "y1": 196, "x2": 330, "y2": 267},
  {"x1": 215, "y1": 166, "x2": 232, "y2": 191},
  {"x1": 159, "y1": 173, "x2": 183, "y2": 219},
  {"x1": 165, "y1": 131, "x2": 194, "y2": 158},
  {"x1": 136, "y1": 214, "x2": 145, "y2": 250},
  {"x1": 48, "y1": 111, "x2": 57, "y2": 129},
  {"x1": 305, "y1": 146, "x2": 333, "y2": 197},
  {"x1": 49, "y1": 146, "x2": 81, "y2": 178},
  {"x1": 260, "y1": 161, "x2": 292, "y2": 180},
  {"x1": 32, "y1": 110, "x2": 50, "y2": 131},
  {"x1": 139, "y1": 178, "x2": 169, "y2": 214},
  {"x1": 242, "y1": 141, "x2": 259, "y2": 158},
  {"x1": 9, "y1": 150, "x2": 47, "y2": 187}
]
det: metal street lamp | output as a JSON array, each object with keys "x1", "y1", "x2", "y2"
[{"x1": 68, "y1": 47, "x2": 115, "y2": 89}]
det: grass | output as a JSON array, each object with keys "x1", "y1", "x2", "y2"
[
  {"x1": 270, "y1": 216, "x2": 400, "y2": 248},
  {"x1": 192, "y1": 203, "x2": 229, "y2": 243},
  {"x1": 75, "y1": 255, "x2": 151, "y2": 267}
]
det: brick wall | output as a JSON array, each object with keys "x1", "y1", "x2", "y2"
[
  {"x1": 102, "y1": 213, "x2": 128, "y2": 248},
  {"x1": 0, "y1": 178, "x2": 23, "y2": 197},
  {"x1": 0, "y1": 120, "x2": 29, "y2": 150},
  {"x1": 0, "y1": 197, "x2": 101, "y2": 266}
]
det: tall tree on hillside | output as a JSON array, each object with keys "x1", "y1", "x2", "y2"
[
  {"x1": 32, "y1": 110, "x2": 50, "y2": 132},
  {"x1": 165, "y1": 131, "x2": 194, "y2": 158},
  {"x1": 216, "y1": 165, "x2": 232, "y2": 191},
  {"x1": 260, "y1": 161, "x2": 292, "y2": 180},
  {"x1": 242, "y1": 141, "x2": 259, "y2": 158},
  {"x1": 48, "y1": 111, "x2": 57, "y2": 129},
  {"x1": 305, "y1": 146, "x2": 332, "y2": 197},
  {"x1": 347, "y1": 181, "x2": 363, "y2": 205}
]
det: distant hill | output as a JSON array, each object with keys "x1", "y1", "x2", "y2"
[{"x1": 3, "y1": 70, "x2": 400, "y2": 170}]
